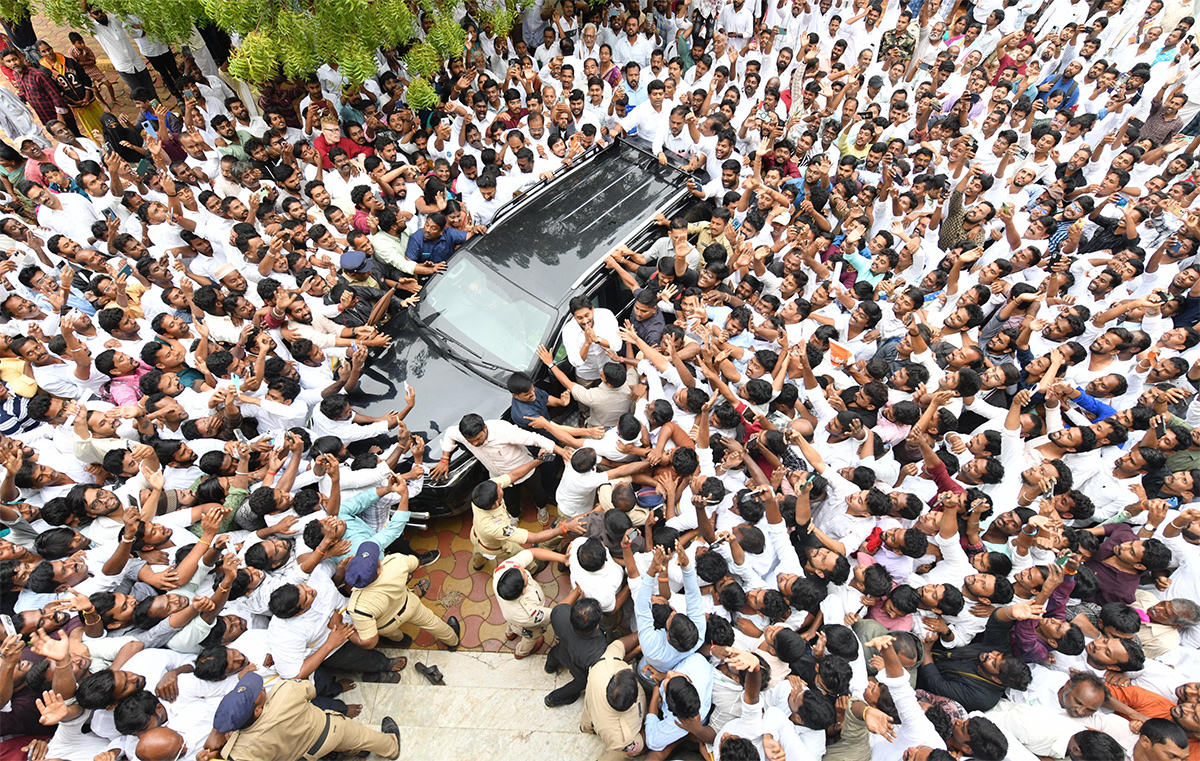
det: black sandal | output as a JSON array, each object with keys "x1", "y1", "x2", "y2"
[{"x1": 414, "y1": 662, "x2": 445, "y2": 685}]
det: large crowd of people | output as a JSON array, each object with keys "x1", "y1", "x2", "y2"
[{"x1": 1, "y1": 0, "x2": 1200, "y2": 759}]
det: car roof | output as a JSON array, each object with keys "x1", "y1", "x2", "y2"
[{"x1": 457, "y1": 139, "x2": 691, "y2": 307}]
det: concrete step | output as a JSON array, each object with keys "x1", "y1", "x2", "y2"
[
  {"x1": 348, "y1": 648, "x2": 605, "y2": 760},
  {"x1": 341, "y1": 648, "x2": 703, "y2": 761}
]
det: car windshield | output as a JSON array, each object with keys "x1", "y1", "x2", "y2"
[{"x1": 420, "y1": 255, "x2": 555, "y2": 369}]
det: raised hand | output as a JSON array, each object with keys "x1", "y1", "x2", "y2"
[{"x1": 36, "y1": 690, "x2": 72, "y2": 726}]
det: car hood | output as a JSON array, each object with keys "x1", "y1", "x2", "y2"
[{"x1": 346, "y1": 313, "x2": 510, "y2": 460}]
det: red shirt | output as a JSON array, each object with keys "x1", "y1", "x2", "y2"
[{"x1": 313, "y1": 133, "x2": 374, "y2": 170}]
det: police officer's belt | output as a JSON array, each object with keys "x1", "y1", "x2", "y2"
[
  {"x1": 308, "y1": 713, "x2": 332, "y2": 756},
  {"x1": 355, "y1": 595, "x2": 408, "y2": 630}
]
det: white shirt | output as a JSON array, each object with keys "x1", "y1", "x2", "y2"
[
  {"x1": 87, "y1": 17, "x2": 144, "y2": 73},
  {"x1": 439, "y1": 418, "x2": 555, "y2": 481},
  {"x1": 37, "y1": 193, "x2": 103, "y2": 244},
  {"x1": 567, "y1": 538, "x2": 625, "y2": 612},
  {"x1": 266, "y1": 562, "x2": 348, "y2": 679},
  {"x1": 559, "y1": 307, "x2": 622, "y2": 381},
  {"x1": 874, "y1": 669, "x2": 947, "y2": 761},
  {"x1": 240, "y1": 396, "x2": 310, "y2": 431},
  {"x1": 555, "y1": 462, "x2": 609, "y2": 518}
]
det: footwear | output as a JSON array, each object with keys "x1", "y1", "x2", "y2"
[
  {"x1": 544, "y1": 652, "x2": 561, "y2": 674},
  {"x1": 514, "y1": 635, "x2": 544, "y2": 659},
  {"x1": 381, "y1": 716, "x2": 401, "y2": 759},
  {"x1": 413, "y1": 578, "x2": 430, "y2": 598},
  {"x1": 505, "y1": 632, "x2": 519, "y2": 641},
  {"x1": 378, "y1": 634, "x2": 413, "y2": 648},
  {"x1": 470, "y1": 556, "x2": 486, "y2": 572},
  {"x1": 417, "y1": 549, "x2": 440, "y2": 567},
  {"x1": 537, "y1": 507, "x2": 551, "y2": 525},
  {"x1": 544, "y1": 690, "x2": 580, "y2": 708},
  {"x1": 446, "y1": 617, "x2": 460, "y2": 652},
  {"x1": 363, "y1": 670, "x2": 403, "y2": 683},
  {"x1": 385, "y1": 656, "x2": 408, "y2": 672},
  {"x1": 414, "y1": 662, "x2": 445, "y2": 685}
]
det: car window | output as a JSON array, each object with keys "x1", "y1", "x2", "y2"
[{"x1": 422, "y1": 256, "x2": 555, "y2": 368}]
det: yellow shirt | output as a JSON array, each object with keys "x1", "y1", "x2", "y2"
[{"x1": 0, "y1": 358, "x2": 37, "y2": 397}]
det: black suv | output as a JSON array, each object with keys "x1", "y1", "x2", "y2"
[{"x1": 349, "y1": 139, "x2": 694, "y2": 516}]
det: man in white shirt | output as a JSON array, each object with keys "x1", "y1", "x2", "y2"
[
  {"x1": 23, "y1": 180, "x2": 102, "y2": 245},
  {"x1": 433, "y1": 414, "x2": 568, "y2": 524},
  {"x1": 870, "y1": 634, "x2": 948, "y2": 761},
  {"x1": 555, "y1": 448, "x2": 649, "y2": 518},
  {"x1": 612, "y1": 16, "x2": 654, "y2": 69},
  {"x1": 86, "y1": 9, "x2": 156, "y2": 95},
  {"x1": 612, "y1": 79, "x2": 669, "y2": 151},
  {"x1": 266, "y1": 561, "x2": 404, "y2": 681},
  {"x1": 560, "y1": 297, "x2": 623, "y2": 385}
]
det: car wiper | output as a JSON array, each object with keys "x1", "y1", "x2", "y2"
[{"x1": 414, "y1": 319, "x2": 510, "y2": 373}]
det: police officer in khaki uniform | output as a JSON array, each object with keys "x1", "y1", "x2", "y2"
[
  {"x1": 582, "y1": 635, "x2": 648, "y2": 761},
  {"x1": 204, "y1": 672, "x2": 400, "y2": 761},
  {"x1": 346, "y1": 541, "x2": 461, "y2": 649},
  {"x1": 493, "y1": 547, "x2": 568, "y2": 658},
  {"x1": 469, "y1": 456, "x2": 573, "y2": 571}
]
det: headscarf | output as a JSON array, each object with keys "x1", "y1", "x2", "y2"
[{"x1": 100, "y1": 112, "x2": 143, "y2": 163}]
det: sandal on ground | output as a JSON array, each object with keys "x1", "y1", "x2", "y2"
[{"x1": 414, "y1": 662, "x2": 445, "y2": 685}]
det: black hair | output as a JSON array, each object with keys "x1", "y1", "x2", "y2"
[
  {"x1": 113, "y1": 690, "x2": 159, "y2": 736},
  {"x1": 76, "y1": 670, "x2": 119, "y2": 709},
  {"x1": 965, "y1": 716, "x2": 1009, "y2": 760},
  {"x1": 997, "y1": 653, "x2": 1032, "y2": 689},
  {"x1": 496, "y1": 568, "x2": 525, "y2": 600},
  {"x1": 1068, "y1": 730, "x2": 1124, "y2": 761},
  {"x1": 268, "y1": 584, "x2": 304, "y2": 618},
  {"x1": 1140, "y1": 718, "x2": 1190, "y2": 753}
]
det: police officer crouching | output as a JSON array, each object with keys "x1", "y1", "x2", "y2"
[{"x1": 346, "y1": 541, "x2": 461, "y2": 650}]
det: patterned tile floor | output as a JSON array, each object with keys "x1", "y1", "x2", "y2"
[{"x1": 402, "y1": 500, "x2": 571, "y2": 652}]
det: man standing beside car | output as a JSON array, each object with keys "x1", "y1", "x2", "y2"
[
  {"x1": 561, "y1": 295, "x2": 623, "y2": 389},
  {"x1": 535, "y1": 345, "x2": 635, "y2": 429},
  {"x1": 431, "y1": 413, "x2": 572, "y2": 526}
]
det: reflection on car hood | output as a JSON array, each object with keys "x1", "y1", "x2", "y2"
[{"x1": 347, "y1": 316, "x2": 511, "y2": 459}]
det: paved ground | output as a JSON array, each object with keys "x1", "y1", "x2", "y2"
[
  {"x1": 400, "y1": 501, "x2": 574, "y2": 653},
  {"x1": 345, "y1": 648, "x2": 612, "y2": 761},
  {"x1": 9, "y1": 13, "x2": 191, "y2": 129}
]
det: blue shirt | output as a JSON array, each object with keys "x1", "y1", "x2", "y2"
[
  {"x1": 510, "y1": 387, "x2": 550, "y2": 430},
  {"x1": 1072, "y1": 386, "x2": 1116, "y2": 421},
  {"x1": 404, "y1": 226, "x2": 468, "y2": 265},
  {"x1": 636, "y1": 563, "x2": 706, "y2": 671},
  {"x1": 34, "y1": 289, "x2": 96, "y2": 316},
  {"x1": 339, "y1": 488, "x2": 411, "y2": 557},
  {"x1": 624, "y1": 78, "x2": 649, "y2": 110},
  {"x1": 644, "y1": 652, "x2": 715, "y2": 751},
  {"x1": 1036, "y1": 74, "x2": 1080, "y2": 108}
]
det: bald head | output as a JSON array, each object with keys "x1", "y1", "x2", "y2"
[{"x1": 136, "y1": 726, "x2": 185, "y2": 761}]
